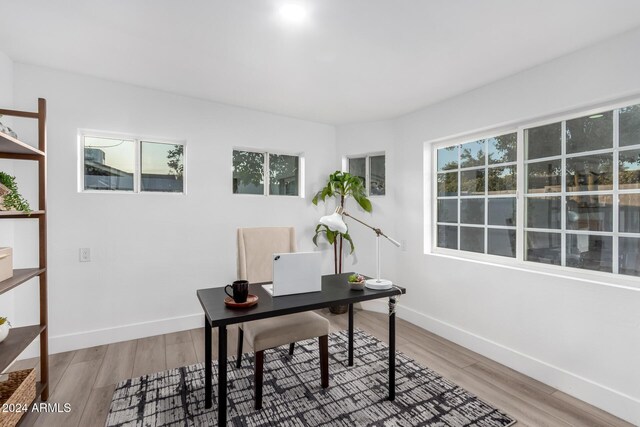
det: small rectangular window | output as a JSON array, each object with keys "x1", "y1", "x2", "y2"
[
  {"x1": 84, "y1": 136, "x2": 135, "y2": 191},
  {"x1": 141, "y1": 142, "x2": 184, "y2": 193},
  {"x1": 346, "y1": 153, "x2": 386, "y2": 196},
  {"x1": 269, "y1": 153, "x2": 299, "y2": 196},
  {"x1": 81, "y1": 133, "x2": 185, "y2": 193},
  {"x1": 369, "y1": 155, "x2": 386, "y2": 195},
  {"x1": 233, "y1": 150, "x2": 265, "y2": 195},
  {"x1": 232, "y1": 149, "x2": 301, "y2": 196},
  {"x1": 348, "y1": 157, "x2": 366, "y2": 188}
]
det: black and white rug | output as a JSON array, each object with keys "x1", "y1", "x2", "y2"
[{"x1": 106, "y1": 329, "x2": 516, "y2": 426}]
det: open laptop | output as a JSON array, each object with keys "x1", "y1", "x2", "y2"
[{"x1": 262, "y1": 252, "x2": 322, "y2": 296}]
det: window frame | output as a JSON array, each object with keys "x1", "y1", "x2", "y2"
[
  {"x1": 428, "y1": 96, "x2": 640, "y2": 286},
  {"x1": 78, "y1": 130, "x2": 187, "y2": 195},
  {"x1": 232, "y1": 147, "x2": 305, "y2": 197},
  {"x1": 344, "y1": 151, "x2": 386, "y2": 197}
]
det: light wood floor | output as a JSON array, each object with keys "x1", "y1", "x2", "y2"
[{"x1": 8, "y1": 309, "x2": 632, "y2": 427}]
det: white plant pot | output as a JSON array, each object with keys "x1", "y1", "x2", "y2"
[{"x1": 0, "y1": 323, "x2": 10, "y2": 343}]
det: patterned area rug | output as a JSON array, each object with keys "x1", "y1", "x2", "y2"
[{"x1": 106, "y1": 329, "x2": 516, "y2": 426}]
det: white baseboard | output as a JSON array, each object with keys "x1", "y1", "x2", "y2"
[
  {"x1": 361, "y1": 300, "x2": 639, "y2": 426},
  {"x1": 18, "y1": 313, "x2": 204, "y2": 360}
]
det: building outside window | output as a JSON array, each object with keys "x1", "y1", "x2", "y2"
[
  {"x1": 81, "y1": 133, "x2": 185, "y2": 193},
  {"x1": 432, "y1": 101, "x2": 640, "y2": 278}
]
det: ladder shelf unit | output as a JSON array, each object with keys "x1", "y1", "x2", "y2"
[{"x1": 0, "y1": 98, "x2": 49, "y2": 401}]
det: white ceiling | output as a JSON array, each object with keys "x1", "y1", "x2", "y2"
[{"x1": 1, "y1": 1, "x2": 640, "y2": 124}]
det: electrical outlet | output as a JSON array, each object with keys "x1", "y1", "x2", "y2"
[
  {"x1": 401, "y1": 240, "x2": 407, "y2": 252},
  {"x1": 79, "y1": 248, "x2": 91, "y2": 262}
]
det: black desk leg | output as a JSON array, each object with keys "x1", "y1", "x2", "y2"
[
  {"x1": 389, "y1": 297, "x2": 396, "y2": 401},
  {"x1": 218, "y1": 324, "x2": 227, "y2": 425},
  {"x1": 348, "y1": 303, "x2": 354, "y2": 366},
  {"x1": 204, "y1": 318, "x2": 212, "y2": 409}
]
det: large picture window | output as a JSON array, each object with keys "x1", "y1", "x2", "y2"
[
  {"x1": 81, "y1": 133, "x2": 185, "y2": 193},
  {"x1": 432, "y1": 101, "x2": 640, "y2": 278}
]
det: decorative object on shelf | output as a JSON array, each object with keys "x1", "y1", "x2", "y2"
[
  {"x1": 0, "y1": 369, "x2": 36, "y2": 427},
  {"x1": 320, "y1": 206, "x2": 400, "y2": 290},
  {"x1": 347, "y1": 273, "x2": 366, "y2": 290},
  {"x1": 0, "y1": 247, "x2": 12, "y2": 282},
  {"x1": 0, "y1": 317, "x2": 11, "y2": 343},
  {"x1": 0, "y1": 172, "x2": 31, "y2": 214},
  {"x1": 312, "y1": 171, "x2": 372, "y2": 314},
  {"x1": 0, "y1": 115, "x2": 18, "y2": 139}
]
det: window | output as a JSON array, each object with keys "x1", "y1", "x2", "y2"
[
  {"x1": 436, "y1": 133, "x2": 517, "y2": 257},
  {"x1": 81, "y1": 133, "x2": 184, "y2": 193},
  {"x1": 432, "y1": 101, "x2": 640, "y2": 279},
  {"x1": 232, "y1": 149, "x2": 301, "y2": 196},
  {"x1": 347, "y1": 153, "x2": 386, "y2": 196}
]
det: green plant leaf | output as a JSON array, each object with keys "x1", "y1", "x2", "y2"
[
  {"x1": 327, "y1": 229, "x2": 338, "y2": 245},
  {"x1": 353, "y1": 194, "x2": 373, "y2": 212},
  {"x1": 0, "y1": 172, "x2": 31, "y2": 213},
  {"x1": 342, "y1": 232, "x2": 355, "y2": 253}
]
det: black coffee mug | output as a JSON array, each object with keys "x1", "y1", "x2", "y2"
[{"x1": 225, "y1": 280, "x2": 249, "y2": 303}]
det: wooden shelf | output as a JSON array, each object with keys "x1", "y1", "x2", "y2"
[
  {"x1": 0, "y1": 131, "x2": 44, "y2": 157},
  {"x1": 0, "y1": 268, "x2": 45, "y2": 295},
  {"x1": 0, "y1": 211, "x2": 45, "y2": 218},
  {"x1": 0, "y1": 325, "x2": 46, "y2": 374},
  {"x1": 0, "y1": 98, "x2": 48, "y2": 401}
]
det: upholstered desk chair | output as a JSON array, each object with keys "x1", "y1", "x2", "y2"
[{"x1": 236, "y1": 227, "x2": 330, "y2": 409}]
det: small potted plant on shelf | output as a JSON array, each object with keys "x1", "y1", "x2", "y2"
[
  {"x1": 0, "y1": 172, "x2": 31, "y2": 214},
  {"x1": 0, "y1": 317, "x2": 11, "y2": 343},
  {"x1": 347, "y1": 273, "x2": 366, "y2": 291}
]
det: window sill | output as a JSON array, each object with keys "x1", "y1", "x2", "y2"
[
  {"x1": 427, "y1": 249, "x2": 640, "y2": 292},
  {"x1": 80, "y1": 190, "x2": 185, "y2": 195}
]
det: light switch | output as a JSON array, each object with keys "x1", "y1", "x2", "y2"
[{"x1": 79, "y1": 248, "x2": 91, "y2": 262}]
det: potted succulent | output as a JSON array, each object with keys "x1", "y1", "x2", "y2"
[
  {"x1": 0, "y1": 317, "x2": 11, "y2": 343},
  {"x1": 312, "y1": 171, "x2": 372, "y2": 313},
  {"x1": 347, "y1": 273, "x2": 366, "y2": 291},
  {"x1": 0, "y1": 172, "x2": 31, "y2": 214}
]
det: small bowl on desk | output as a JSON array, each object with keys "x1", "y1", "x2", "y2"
[{"x1": 347, "y1": 273, "x2": 366, "y2": 291}]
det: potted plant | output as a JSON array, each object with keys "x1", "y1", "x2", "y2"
[
  {"x1": 347, "y1": 273, "x2": 366, "y2": 291},
  {"x1": 0, "y1": 172, "x2": 31, "y2": 213},
  {"x1": 0, "y1": 317, "x2": 11, "y2": 343},
  {"x1": 312, "y1": 171, "x2": 372, "y2": 313}
]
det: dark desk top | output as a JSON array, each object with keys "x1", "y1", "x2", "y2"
[{"x1": 197, "y1": 272, "x2": 406, "y2": 327}]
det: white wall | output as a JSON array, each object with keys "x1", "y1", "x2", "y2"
[
  {"x1": 10, "y1": 63, "x2": 337, "y2": 354},
  {"x1": 337, "y1": 28, "x2": 640, "y2": 424}
]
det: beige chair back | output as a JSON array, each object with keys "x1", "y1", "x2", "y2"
[{"x1": 237, "y1": 227, "x2": 297, "y2": 283}]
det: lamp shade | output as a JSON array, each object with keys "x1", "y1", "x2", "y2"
[{"x1": 319, "y1": 211, "x2": 348, "y2": 234}]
